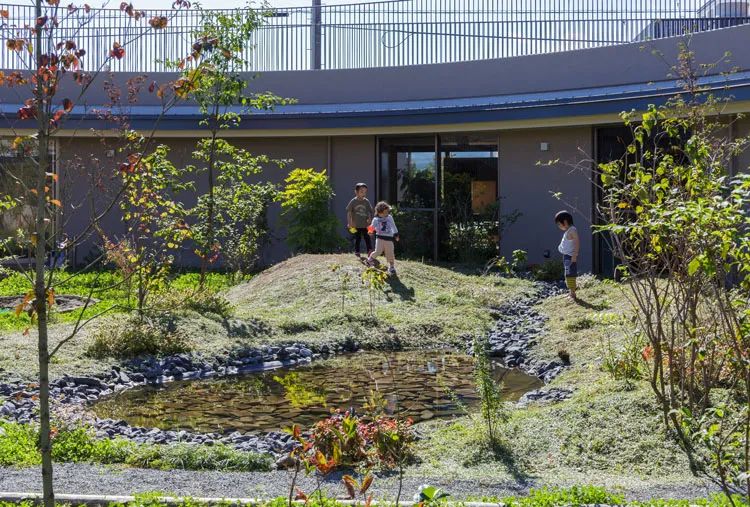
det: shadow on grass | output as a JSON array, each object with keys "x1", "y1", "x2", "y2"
[
  {"x1": 462, "y1": 438, "x2": 532, "y2": 485},
  {"x1": 387, "y1": 276, "x2": 416, "y2": 302},
  {"x1": 574, "y1": 297, "x2": 610, "y2": 311}
]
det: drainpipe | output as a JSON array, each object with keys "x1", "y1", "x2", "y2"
[{"x1": 311, "y1": 0, "x2": 322, "y2": 70}]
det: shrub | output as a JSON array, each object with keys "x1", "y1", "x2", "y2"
[
  {"x1": 307, "y1": 411, "x2": 416, "y2": 470},
  {"x1": 361, "y1": 415, "x2": 415, "y2": 468},
  {"x1": 311, "y1": 411, "x2": 368, "y2": 467},
  {"x1": 596, "y1": 47, "x2": 750, "y2": 500},
  {"x1": 531, "y1": 259, "x2": 564, "y2": 282},
  {"x1": 390, "y1": 208, "x2": 434, "y2": 260},
  {"x1": 87, "y1": 314, "x2": 192, "y2": 359},
  {"x1": 277, "y1": 168, "x2": 341, "y2": 253},
  {"x1": 445, "y1": 219, "x2": 500, "y2": 264},
  {"x1": 600, "y1": 331, "x2": 645, "y2": 388},
  {"x1": 510, "y1": 249, "x2": 528, "y2": 272},
  {"x1": 193, "y1": 179, "x2": 277, "y2": 277}
]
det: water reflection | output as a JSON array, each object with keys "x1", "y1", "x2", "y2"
[{"x1": 92, "y1": 350, "x2": 542, "y2": 434}]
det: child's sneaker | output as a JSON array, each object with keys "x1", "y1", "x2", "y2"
[{"x1": 388, "y1": 267, "x2": 397, "y2": 276}]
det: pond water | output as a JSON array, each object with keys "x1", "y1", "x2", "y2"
[{"x1": 92, "y1": 350, "x2": 543, "y2": 433}]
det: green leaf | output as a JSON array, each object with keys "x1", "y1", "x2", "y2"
[{"x1": 688, "y1": 257, "x2": 701, "y2": 276}]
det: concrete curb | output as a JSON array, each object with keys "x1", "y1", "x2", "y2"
[{"x1": 0, "y1": 492, "x2": 506, "y2": 507}]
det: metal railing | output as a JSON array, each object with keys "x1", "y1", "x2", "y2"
[{"x1": 0, "y1": 0, "x2": 748, "y2": 72}]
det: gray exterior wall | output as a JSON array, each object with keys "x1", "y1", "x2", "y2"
[
  {"x1": 499, "y1": 127, "x2": 593, "y2": 273},
  {"x1": 59, "y1": 135, "x2": 376, "y2": 266}
]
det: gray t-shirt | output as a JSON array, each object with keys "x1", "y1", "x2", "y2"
[{"x1": 346, "y1": 197, "x2": 373, "y2": 228}]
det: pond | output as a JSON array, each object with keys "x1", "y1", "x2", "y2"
[{"x1": 92, "y1": 350, "x2": 543, "y2": 434}]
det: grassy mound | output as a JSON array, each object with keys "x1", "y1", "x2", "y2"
[{"x1": 226, "y1": 254, "x2": 536, "y2": 350}]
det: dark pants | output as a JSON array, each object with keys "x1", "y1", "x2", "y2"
[
  {"x1": 353, "y1": 228, "x2": 373, "y2": 254},
  {"x1": 563, "y1": 254, "x2": 578, "y2": 291}
]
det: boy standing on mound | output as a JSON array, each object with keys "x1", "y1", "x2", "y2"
[
  {"x1": 555, "y1": 210, "x2": 580, "y2": 300},
  {"x1": 346, "y1": 183, "x2": 374, "y2": 258},
  {"x1": 367, "y1": 201, "x2": 399, "y2": 276}
]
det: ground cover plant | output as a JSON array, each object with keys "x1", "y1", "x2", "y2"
[
  {"x1": 0, "y1": 271, "x2": 234, "y2": 333},
  {"x1": 0, "y1": 487, "x2": 746, "y2": 507},
  {"x1": 412, "y1": 279, "x2": 700, "y2": 491},
  {"x1": 0, "y1": 421, "x2": 271, "y2": 472}
]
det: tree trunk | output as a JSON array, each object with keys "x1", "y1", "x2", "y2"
[{"x1": 34, "y1": 1, "x2": 54, "y2": 504}]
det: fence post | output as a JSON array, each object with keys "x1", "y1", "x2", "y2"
[{"x1": 311, "y1": 0, "x2": 322, "y2": 70}]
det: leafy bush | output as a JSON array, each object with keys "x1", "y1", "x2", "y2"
[
  {"x1": 307, "y1": 411, "x2": 416, "y2": 470},
  {"x1": 531, "y1": 259, "x2": 564, "y2": 282},
  {"x1": 445, "y1": 219, "x2": 500, "y2": 264},
  {"x1": 390, "y1": 208, "x2": 434, "y2": 260},
  {"x1": 596, "y1": 47, "x2": 750, "y2": 500},
  {"x1": 0, "y1": 421, "x2": 271, "y2": 472},
  {"x1": 360, "y1": 415, "x2": 415, "y2": 468},
  {"x1": 511, "y1": 249, "x2": 528, "y2": 272},
  {"x1": 601, "y1": 331, "x2": 646, "y2": 388},
  {"x1": 277, "y1": 168, "x2": 341, "y2": 253},
  {"x1": 87, "y1": 314, "x2": 192, "y2": 359},
  {"x1": 311, "y1": 411, "x2": 368, "y2": 466}
]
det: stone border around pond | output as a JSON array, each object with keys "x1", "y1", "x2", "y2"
[{"x1": 0, "y1": 281, "x2": 572, "y2": 465}]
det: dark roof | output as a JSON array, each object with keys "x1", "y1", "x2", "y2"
[{"x1": 4, "y1": 71, "x2": 750, "y2": 131}]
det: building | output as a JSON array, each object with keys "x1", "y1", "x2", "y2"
[{"x1": 3, "y1": 0, "x2": 750, "y2": 275}]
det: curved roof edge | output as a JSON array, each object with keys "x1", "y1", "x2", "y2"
[{"x1": 4, "y1": 71, "x2": 750, "y2": 133}]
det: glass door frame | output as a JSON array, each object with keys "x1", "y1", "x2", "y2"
[{"x1": 376, "y1": 133, "x2": 501, "y2": 262}]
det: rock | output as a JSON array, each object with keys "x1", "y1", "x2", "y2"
[
  {"x1": 518, "y1": 387, "x2": 574, "y2": 407},
  {"x1": 70, "y1": 377, "x2": 106, "y2": 390}
]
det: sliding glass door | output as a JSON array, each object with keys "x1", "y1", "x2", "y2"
[
  {"x1": 378, "y1": 136, "x2": 437, "y2": 260},
  {"x1": 378, "y1": 133, "x2": 500, "y2": 262}
]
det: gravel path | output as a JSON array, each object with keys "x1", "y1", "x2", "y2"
[{"x1": 0, "y1": 465, "x2": 720, "y2": 502}]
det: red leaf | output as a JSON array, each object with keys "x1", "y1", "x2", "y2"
[
  {"x1": 36, "y1": 15, "x2": 48, "y2": 27},
  {"x1": 342, "y1": 475, "x2": 356, "y2": 499},
  {"x1": 149, "y1": 16, "x2": 168, "y2": 29},
  {"x1": 62, "y1": 98, "x2": 73, "y2": 112},
  {"x1": 148, "y1": 81, "x2": 155, "y2": 93},
  {"x1": 17, "y1": 104, "x2": 37, "y2": 120},
  {"x1": 0, "y1": 10, "x2": 9, "y2": 18},
  {"x1": 109, "y1": 42, "x2": 125, "y2": 60}
]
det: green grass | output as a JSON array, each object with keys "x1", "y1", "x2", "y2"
[
  {"x1": 0, "y1": 270, "x2": 235, "y2": 332},
  {"x1": 411, "y1": 277, "x2": 700, "y2": 490},
  {"x1": 0, "y1": 421, "x2": 272, "y2": 472},
  {"x1": 226, "y1": 254, "x2": 536, "y2": 350}
]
